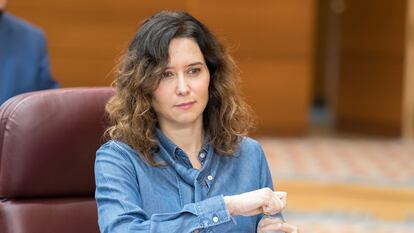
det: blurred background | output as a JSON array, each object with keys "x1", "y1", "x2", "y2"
[{"x1": 7, "y1": 0, "x2": 414, "y2": 232}]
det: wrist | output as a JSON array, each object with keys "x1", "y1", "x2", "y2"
[{"x1": 223, "y1": 196, "x2": 234, "y2": 215}]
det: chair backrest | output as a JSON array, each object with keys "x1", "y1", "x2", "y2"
[{"x1": 0, "y1": 87, "x2": 114, "y2": 233}]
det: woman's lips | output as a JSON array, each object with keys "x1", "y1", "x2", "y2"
[{"x1": 175, "y1": 101, "x2": 196, "y2": 110}]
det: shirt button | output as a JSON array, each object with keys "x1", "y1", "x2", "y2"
[
  {"x1": 212, "y1": 216, "x2": 219, "y2": 223},
  {"x1": 199, "y1": 153, "x2": 205, "y2": 159},
  {"x1": 207, "y1": 175, "x2": 214, "y2": 181}
]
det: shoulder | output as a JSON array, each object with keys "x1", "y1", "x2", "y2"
[
  {"x1": 3, "y1": 12, "x2": 45, "y2": 40},
  {"x1": 95, "y1": 140, "x2": 142, "y2": 184},
  {"x1": 240, "y1": 136, "x2": 262, "y2": 149},
  {"x1": 96, "y1": 140, "x2": 138, "y2": 162},
  {"x1": 236, "y1": 136, "x2": 266, "y2": 160},
  {"x1": 96, "y1": 139, "x2": 160, "y2": 166},
  {"x1": 238, "y1": 137, "x2": 263, "y2": 153},
  {"x1": 98, "y1": 139, "x2": 135, "y2": 152}
]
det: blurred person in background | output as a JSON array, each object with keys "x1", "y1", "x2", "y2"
[
  {"x1": 94, "y1": 11, "x2": 299, "y2": 233},
  {"x1": 0, "y1": 0, "x2": 59, "y2": 106}
]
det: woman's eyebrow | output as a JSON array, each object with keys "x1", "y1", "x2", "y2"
[
  {"x1": 165, "y1": 62, "x2": 204, "y2": 69},
  {"x1": 186, "y1": 62, "x2": 204, "y2": 67}
]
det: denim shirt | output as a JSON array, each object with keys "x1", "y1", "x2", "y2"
[{"x1": 95, "y1": 129, "x2": 281, "y2": 233}]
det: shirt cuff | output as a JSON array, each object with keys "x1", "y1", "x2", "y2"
[{"x1": 195, "y1": 195, "x2": 237, "y2": 229}]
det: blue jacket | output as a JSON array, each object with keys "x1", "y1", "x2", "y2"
[
  {"x1": 95, "y1": 129, "x2": 283, "y2": 233},
  {"x1": 0, "y1": 12, "x2": 58, "y2": 105}
]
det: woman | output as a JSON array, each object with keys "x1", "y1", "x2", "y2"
[{"x1": 95, "y1": 11, "x2": 299, "y2": 233}]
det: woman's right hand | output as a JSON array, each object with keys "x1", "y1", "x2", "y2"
[{"x1": 223, "y1": 188, "x2": 287, "y2": 216}]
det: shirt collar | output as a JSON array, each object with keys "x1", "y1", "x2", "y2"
[
  {"x1": 155, "y1": 128, "x2": 178, "y2": 159},
  {"x1": 155, "y1": 128, "x2": 210, "y2": 161}
]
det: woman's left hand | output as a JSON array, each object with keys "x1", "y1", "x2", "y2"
[{"x1": 257, "y1": 217, "x2": 299, "y2": 233}]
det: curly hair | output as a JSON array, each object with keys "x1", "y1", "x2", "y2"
[{"x1": 105, "y1": 11, "x2": 254, "y2": 166}]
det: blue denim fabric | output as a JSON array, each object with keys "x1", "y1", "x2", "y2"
[{"x1": 95, "y1": 129, "x2": 281, "y2": 233}]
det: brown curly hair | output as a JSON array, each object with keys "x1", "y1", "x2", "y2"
[{"x1": 105, "y1": 11, "x2": 254, "y2": 166}]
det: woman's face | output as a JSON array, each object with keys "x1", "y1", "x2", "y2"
[{"x1": 151, "y1": 37, "x2": 210, "y2": 129}]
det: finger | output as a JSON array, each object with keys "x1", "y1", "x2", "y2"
[
  {"x1": 275, "y1": 191, "x2": 287, "y2": 208},
  {"x1": 261, "y1": 222, "x2": 299, "y2": 233},
  {"x1": 272, "y1": 193, "x2": 285, "y2": 212},
  {"x1": 261, "y1": 196, "x2": 273, "y2": 214},
  {"x1": 259, "y1": 222, "x2": 283, "y2": 232},
  {"x1": 243, "y1": 207, "x2": 264, "y2": 216},
  {"x1": 262, "y1": 195, "x2": 284, "y2": 215},
  {"x1": 279, "y1": 195, "x2": 287, "y2": 209},
  {"x1": 274, "y1": 191, "x2": 287, "y2": 199},
  {"x1": 258, "y1": 216, "x2": 284, "y2": 228},
  {"x1": 278, "y1": 222, "x2": 299, "y2": 233}
]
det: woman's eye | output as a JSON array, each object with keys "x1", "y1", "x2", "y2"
[
  {"x1": 161, "y1": 71, "x2": 174, "y2": 78},
  {"x1": 188, "y1": 67, "x2": 201, "y2": 75}
]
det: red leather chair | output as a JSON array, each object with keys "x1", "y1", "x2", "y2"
[{"x1": 0, "y1": 87, "x2": 114, "y2": 233}]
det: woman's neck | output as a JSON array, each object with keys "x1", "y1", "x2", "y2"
[{"x1": 159, "y1": 121, "x2": 204, "y2": 159}]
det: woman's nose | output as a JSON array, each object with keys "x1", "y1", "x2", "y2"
[{"x1": 176, "y1": 74, "x2": 190, "y2": 96}]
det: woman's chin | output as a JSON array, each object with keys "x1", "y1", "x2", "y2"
[{"x1": 172, "y1": 115, "x2": 202, "y2": 127}]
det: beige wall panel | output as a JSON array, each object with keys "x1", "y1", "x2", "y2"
[
  {"x1": 403, "y1": 0, "x2": 414, "y2": 138},
  {"x1": 335, "y1": 0, "x2": 406, "y2": 136},
  {"x1": 239, "y1": 58, "x2": 312, "y2": 135},
  {"x1": 190, "y1": 0, "x2": 315, "y2": 57}
]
